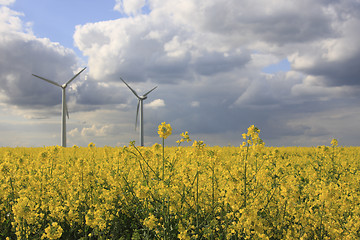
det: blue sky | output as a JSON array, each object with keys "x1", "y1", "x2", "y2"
[
  {"x1": 262, "y1": 59, "x2": 291, "y2": 74},
  {"x1": 12, "y1": 0, "x2": 121, "y2": 52},
  {"x1": 1, "y1": 0, "x2": 360, "y2": 147}
]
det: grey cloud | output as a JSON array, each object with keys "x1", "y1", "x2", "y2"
[
  {"x1": 193, "y1": 51, "x2": 250, "y2": 76},
  {"x1": 197, "y1": 0, "x2": 334, "y2": 45},
  {"x1": 297, "y1": 54, "x2": 360, "y2": 86},
  {"x1": 75, "y1": 80, "x2": 126, "y2": 105},
  {"x1": 3, "y1": 1, "x2": 360, "y2": 147},
  {"x1": 253, "y1": 12, "x2": 333, "y2": 44},
  {"x1": 286, "y1": 4, "x2": 360, "y2": 87},
  {"x1": 234, "y1": 72, "x2": 303, "y2": 107},
  {"x1": 0, "y1": 35, "x2": 78, "y2": 107},
  {"x1": 305, "y1": 127, "x2": 330, "y2": 137},
  {"x1": 147, "y1": 53, "x2": 191, "y2": 82},
  {"x1": 235, "y1": 79, "x2": 280, "y2": 107}
]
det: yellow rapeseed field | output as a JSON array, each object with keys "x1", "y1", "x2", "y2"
[{"x1": 1, "y1": 124, "x2": 360, "y2": 239}]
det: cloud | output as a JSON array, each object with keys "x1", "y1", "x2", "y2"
[
  {"x1": 145, "y1": 99, "x2": 165, "y2": 109},
  {"x1": 69, "y1": 124, "x2": 119, "y2": 137},
  {"x1": 3, "y1": 0, "x2": 360, "y2": 147},
  {"x1": 191, "y1": 101, "x2": 200, "y2": 107},
  {"x1": 0, "y1": 6, "x2": 79, "y2": 110},
  {"x1": 0, "y1": 0, "x2": 15, "y2": 6},
  {"x1": 75, "y1": 80, "x2": 125, "y2": 106},
  {"x1": 194, "y1": 51, "x2": 250, "y2": 76},
  {"x1": 114, "y1": 0, "x2": 146, "y2": 16},
  {"x1": 73, "y1": 0, "x2": 359, "y2": 89},
  {"x1": 289, "y1": 13, "x2": 360, "y2": 87},
  {"x1": 2, "y1": 5, "x2": 29, "y2": 31},
  {"x1": 68, "y1": 128, "x2": 80, "y2": 137},
  {"x1": 81, "y1": 124, "x2": 114, "y2": 137},
  {"x1": 74, "y1": 16, "x2": 195, "y2": 83},
  {"x1": 147, "y1": 0, "x2": 335, "y2": 47},
  {"x1": 291, "y1": 75, "x2": 357, "y2": 101}
]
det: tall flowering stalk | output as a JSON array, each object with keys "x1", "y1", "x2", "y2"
[
  {"x1": 158, "y1": 122, "x2": 172, "y2": 181},
  {"x1": 176, "y1": 131, "x2": 192, "y2": 146},
  {"x1": 157, "y1": 122, "x2": 172, "y2": 239},
  {"x1": 241, "y1": 125, "x2": 262, "y2": 207}
]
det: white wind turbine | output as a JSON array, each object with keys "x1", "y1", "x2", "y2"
[
  {"x1": 32, "y1": 67, "x2": 86, "y2": 147},
  {"x1": 121, "y1": 77, "x2": 157, "y2": 146}
]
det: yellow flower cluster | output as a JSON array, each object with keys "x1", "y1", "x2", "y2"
[
  {"x1": 331, "y1": 138, "x2": 338, "y2": 147},
  {"x1": 1, "y1": 127, "x2": 360, "y2": 239},
  {"x1": 42, "y1": 222, "x2": 63, "y2": 240},
  {"x1": 176, "y1": 131, "x2": 192, "y2": 145},
  {"x1": 192, "y1": 140, "x2": 205, "y2": 148},
  {"x1": 158, "y1": 122, "x2": 172, "y2": 139},
  {"x1": 242, "y1": 125, "x2": 264, "y2": 148}
]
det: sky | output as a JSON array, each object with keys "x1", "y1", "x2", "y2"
[{"x1": 1, "y1": 0, "x2": 360, "y2": 147}]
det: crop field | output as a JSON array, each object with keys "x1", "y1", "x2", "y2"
[{"x1": 1, "y1": 124, "x2": 360, "y2": 239}]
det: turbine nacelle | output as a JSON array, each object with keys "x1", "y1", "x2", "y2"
[{"x1": 139, "y1": 95, "x2": 147, "y2": 100}]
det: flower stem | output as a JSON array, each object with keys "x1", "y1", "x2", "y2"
[{"x1": 162, "y1": 137, "x2": 165, "y2": 181}]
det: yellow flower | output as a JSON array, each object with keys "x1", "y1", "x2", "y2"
[
  {"x1": 178, "y1": 223, "x2": 190, "y2": 240},
  {"x1": 177, "y1": 131, "x2": 192, "y2": 145},
  {"x1": 331, "y1": 138, "x2": 338, "y2": 147},
  {"x1": 152, "y1": 143, "x2": 161, "y2": 150},
  {"x1": 158, "y1": 122, "x2": 172, "y2": 139},
  {"x1": 42, "y1": 222, "x2": 63, "y2": 240},
  {"x1": 143, "y1": 214, "x2": 157, "y2": 229},
  {"x1": 192, "y1": 140, "x2": 205, "y2": 148},
  {"x1": 181, "y1": 131, "x2": 192, "y2": 142},
  {"x1": 242, "y1": 133, "x2": 247, "y2": 140}
]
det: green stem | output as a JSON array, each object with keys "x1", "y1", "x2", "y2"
[
  {"x1": 196, "y1": 171, "x2": 199, "y2": 231},
  {"x1": 244, "y1": 139, "x2": 250, "y2": 207},
  {"x1": 212, "y1": 165, "x2": 215, "y2": 216},
  {"x1": 129, "y1": 145, "x2": 159, "y2": 180},
  {"x1": 162, "y1": 137, "x2": 165, "y2": 181}
]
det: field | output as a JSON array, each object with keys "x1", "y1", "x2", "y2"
[{"x1": 1, "y1": 125, "x2": 360, "y2": 239}]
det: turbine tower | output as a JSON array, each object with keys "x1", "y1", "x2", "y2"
[
  {"x1": 121, "y1": 77, "x2": 157, "y2": 146},
  {"x1": 32, "y1": 67, "x2": 86, "y2": 147}
]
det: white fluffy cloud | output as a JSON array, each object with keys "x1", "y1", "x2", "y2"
[
  {"x1": 145, "y1": 99, "x2": 165, "y2": 109},
  {"x1": 0, "y1": 0, "x2": 15, "y2": 6},
  {"x1": 114, "y1": 0, "x2": 146, "y2": 16},
  {"x1": 74, "y1": 0, "x2": 360, "y2": 88},
  {"x1": 0, "y1": 6, "x2": 25, "y2": 33},
  {"x1": 70, "y1": 124, "x2": 116, "y2": 137}
]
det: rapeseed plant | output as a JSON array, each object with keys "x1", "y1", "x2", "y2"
[
  {"x1": 1, "y1": 128, "x2": 360, "y2": 239},
  {"x1": 41, "y1": 222, "x2": 63, "y2": 240},
  {"x1": 177, "y1": 131, "x2": 192, "y2": 146}
]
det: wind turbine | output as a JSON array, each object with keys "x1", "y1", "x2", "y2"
[
  {"x1": 32, "y1": 67, "x2": 86, "y2": 147},
  {"x1": 121, "y1": 77, "x2": 157, "y2": 146}
]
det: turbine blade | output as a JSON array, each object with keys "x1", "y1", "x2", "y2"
[
  {"x1": 121, "y1": 77, "x2": 140, "y2": 99},
  {"x1": 143, "y1": 86, "x2": 157, "y2": 96},
  {"x1": 135, "y1": 100, "x2": 140, "y2": 130},
  {"x1": 65, "y1": 67, "x2": 87, "y2": 87},
  {"x1": 32, "y1": 74, "x2": 62, "y2": 87}
]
